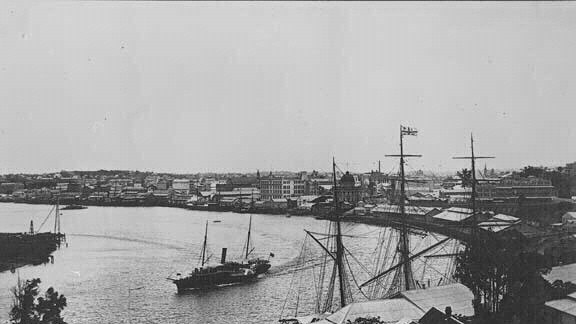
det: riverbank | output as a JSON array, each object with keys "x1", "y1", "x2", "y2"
[{"x1": 2, "y1": 199, "x2": 313, "y2": 216}]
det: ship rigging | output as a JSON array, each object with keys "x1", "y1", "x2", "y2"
[{"x1": 279, "y1": 126, "x2": 462, "y2": 323}]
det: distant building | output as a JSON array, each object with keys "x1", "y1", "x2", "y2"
[
  {"x1": 0, "y1": 182, "x2": 25, "y2": 194},
  {"x1": 260, "y1": 173, "x2": 283, "y2": 200},
  {"x1": 109, "y1": 178, "x2": 133, "y2": 188},
  {"x1": 55, "y1": 183, "x2": 69, "y2": 192},
  {"x1": 281, "y1": 177, "x2": 305, "y2": 198},
  {"x1": 477, "y1": 176, "x2": 557, "y2": 201},
  {"x1": 172, "y1": 179, "x2": 191, "y2": 195},
  {"x1": 566, "y1": 162, "x2": 576, "y2": 177},
  {"x1": 109, "y1": 185, "x2": 123, "y2": 198},
  {"x1": 336, "y1": 171, "x2": 361, "y2": 205},
  {"x1": 156, "y1": 179, "x2": 169, "y2": 190}
]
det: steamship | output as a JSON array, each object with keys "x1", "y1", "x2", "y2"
[
  {"x1": 169, "y1": 247, "x2": 257, "y2": 292},
  {"x1": 168, "y1": 220, "x2": 266, "y2": 292}
]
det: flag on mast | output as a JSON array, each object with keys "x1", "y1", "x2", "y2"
[{"x1": 401, "y1": 126, "x2": 418, "y2": 136}]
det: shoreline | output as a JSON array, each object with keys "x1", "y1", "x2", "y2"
[{"x1": 0, "y1": 199, "x2": 314, "y2": 217}]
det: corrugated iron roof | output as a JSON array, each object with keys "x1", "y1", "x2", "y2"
[
  {"x1": 372, "y1": 204, "x2": 438, "y2": 216},
  {"x1": 317, "y1": 299, "x2": 424, "y2": 324},
  {"x1": 545, "y1": 263, "x2": 576, "y2": 284},
  {"x1": 478, "y1": 221, "x2": 513, "y2": 233},
  {"x1": 545, "y1": 298, "x2": 576, "y2": 317},
  {"x1": 399, "y1": 284, "x2": 475, "y2": 317},
  {"x1": 492, "y1": 214, "x2": 520, "y2": 223},
  {"x1": 433, "y1": 210, "x2": 473, "y2": 223},
  {"x1": 446, "y1": 207, "x2": 473, "y2": 214}
]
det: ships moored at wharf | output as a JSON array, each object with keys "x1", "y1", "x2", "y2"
[
  {"x1": 0, "y1": 199, "x2": 66, "y2": 273},
  {"x1": 169, "y1": 217, "x2": 271, "y2": 292}
]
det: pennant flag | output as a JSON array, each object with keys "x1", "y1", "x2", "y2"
[{"x1": 401, "y1": 126, "x2": 418, "y2": 136}]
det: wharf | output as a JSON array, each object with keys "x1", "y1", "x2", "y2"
[{"x1": 0, "y1": 232, "x2": 65, "y2": 273}]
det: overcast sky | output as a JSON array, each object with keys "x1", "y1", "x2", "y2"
[{"x1": 0, "y1": 2, "x2": 575, "y2": 174}]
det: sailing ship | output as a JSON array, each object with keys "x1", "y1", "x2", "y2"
[
  {"x1": 169, "y1": 221, "x2": 257, "y2": 292},
  {"x1": 279, "y1": 126, "x2": 461, "y2": 323}
]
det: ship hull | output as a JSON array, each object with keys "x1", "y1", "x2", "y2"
[
  {"x1": 172, "y1": 271, "x2": 256, "y2": 292},
  {"x1": 250, "y1": 263, "x2": 271, "y2": 275}
]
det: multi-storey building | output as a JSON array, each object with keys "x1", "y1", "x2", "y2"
[
  {"x1": 477, "y1": 176, "x2": 557, "y2": 200},
  {"x1": 109, "y1": 178, "x2": 133, "y2": 188},
  {"x1": 281, "y1": 178, "x2": 305, "y2": 198},
  {"x1": 259, "y1": 174, "x2": 283, "y2": 200}
]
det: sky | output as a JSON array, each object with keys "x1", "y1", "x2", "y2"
[{"x1": 0, "y1": 1, "x2": 575, "y2": 174}]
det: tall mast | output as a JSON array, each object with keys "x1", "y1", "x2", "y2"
[
  {"x1": 385, "y1": 125, "x2": 420, "y2": 291},
  {"x1": 453, "y1": 133, "x2": 494, "y2": 236},
  {"x1": 398, "y1": 126, "x2": 414, "y2": 291},
  {"x1": 245, "y1": 215, "x2": 252, "y2": 259},
  {"x1": 333, "y1": 157, "x2": 347, "y2": 308},
  {"x1": 470, "y1": 135, "x2": 477, "y2": 216},
  {"x1": 201, "y1": 221, "x2": 208, "y2": 266}
]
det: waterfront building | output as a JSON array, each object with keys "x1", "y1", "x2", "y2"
[
  {"x1": 259, "y1": 173, "x2": 283, "y2": 200},
  {"x1": 0, "y1": 182, "x2": 25, "y2": 194},
  {"x1": 477, "y1": 176, "x2": 557, "y2": 201},
  {"x1": 55, "y1": 182, "x2": 69, "y2": 192},
  {"x1": 335, "y1": 171, "x2": 362, "y2": 205},
  {"x1": 213, "y1": 188, "x2": 260, "y2": 202},
  {"x1": 281, "y1": 177, "x2": 305, "y2": 198},
  {"x1": 172, "y1": 179, "x2": 191, "y2": 195},
  {"x1": 169, "y1": 190, "x2": 190, "y2": 205},
  {"x1": 228, "y1": 176, "x2": 259, "y2": 188}
]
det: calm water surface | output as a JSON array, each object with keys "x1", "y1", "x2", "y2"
[
  {"x1": 0, "y1": 204, "x2": 454, "y2": 324},
  {"x1": 0, "y1": 204, "x2": 375, "y2": 324}
]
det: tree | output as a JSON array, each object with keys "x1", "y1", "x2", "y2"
[
  {"x1": 455, "y1": 234, "x2": 552, "y2": 324},
  {"x1": 517, "y1": 166, "x2": 572, "y2": 198},
  {"x1": 346, "y1": 317, "x2": 385, "y2": 324},
  {"x1": 457, "y1": 168, "x2": 473, "y2": 188},
  {"x1": 10, "y1": 278, "x2": 67, "y2": 324},
  {"x1": 519, "y1": 166, "x2": 546, "y2": 178}
]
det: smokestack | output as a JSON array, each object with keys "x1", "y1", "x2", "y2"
[{"x1": 220, "y1": 248, "x2": 228, "y2": 264}]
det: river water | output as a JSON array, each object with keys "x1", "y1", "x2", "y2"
[{"x1": 0, "y1": 204, "x2": 454, "y2": 324}]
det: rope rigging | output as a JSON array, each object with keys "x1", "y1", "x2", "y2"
[{"x1": 36, "y1": 204, "x2": 56, "y2": 233}]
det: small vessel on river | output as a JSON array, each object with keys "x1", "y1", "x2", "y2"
[
  {"x1": 169, "y1": 217, "x2": 271, "y2": 292},
  {"x1": 62, "y1": 204, "x2": 87, "y2": 210}
]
